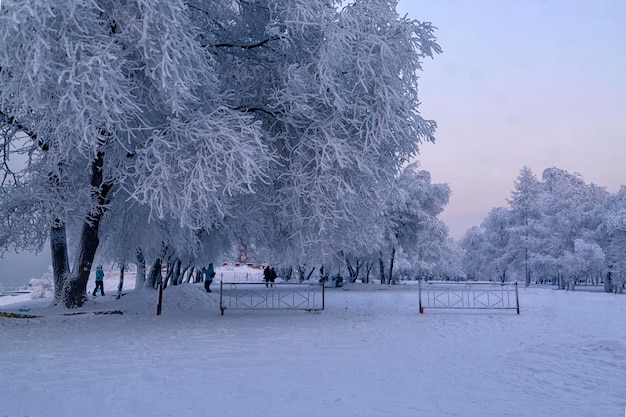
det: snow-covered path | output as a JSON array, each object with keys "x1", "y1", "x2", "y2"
[{"x1": 1, "y1": 284, "x2": 625, "y2": 417}]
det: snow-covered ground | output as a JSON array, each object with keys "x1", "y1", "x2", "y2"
[{"x1": 1, "y1": 276, "x2": 625, "y2": 417}]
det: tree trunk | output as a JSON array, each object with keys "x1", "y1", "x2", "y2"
[
  {"x1": 524, "y1": 249, "x2": 531, "y2": 287},
  {"x1": 378, "y1": 251, "x2": 385, "y2": 284},
  {"x1": 305, "y1": 267, "x2": 316, "y2": 281},
  {"x1": 116, "y1": 264, "x2": 125, "y2": 299},
  {"x1": 365, "y1": 262, "x2": 373, "y2": 284},
  {"x1": 604, "y1": 269, "x2": 613, "y2": 293},
  {"x1": 135, "y1": 248, "x2": 146, "y2": 289},
  {"x1": 284, "y1": 267, "x2": 293, "y2": 281},
  {"x1": 297, "y1": 265, "x2": 306, "y2": 282},
  {"x1": 345, "y1": 258, "x2": 355, "y2": 281},
  {"x1": 172, "y1": 259, "x2": 182, "y2": 285},
  {"x1": 50, "y1": 221, "x2": 70, "y2": 305},
  {"x1": 63, "y1": 218, "x2": 103, "y2": 307},
  {"x1": 62, "y1": 150, "x2": 112, "y2": 308},
  {"x1": 181, "y1": 265, "x2": 191, "y2": 283},
  {"x1": 163, "y1": 261, "x2": 173, "y2": 289},
  {"x1": 342, "y1": 252, "x2": 356, "y2": 282},
  {"x1": 146, "y1": 257, "x2": 162, "y2": 289},
  {"x1": 388, "y1": 246, "x2": 396, "y2": 284}
]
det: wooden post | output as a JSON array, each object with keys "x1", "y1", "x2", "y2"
[
  {"x1": 515, "y1": 281, "x2": 520, "y2": 314},
  {"x1": 220, "y1": 280, "x2": 224, "y2": 316},
  {"x1": 419, "y1": 280, "x2": 424, "y2": 314},
  {"x1": 156, "y1": 283, "x2": 163, "y2": 315}
]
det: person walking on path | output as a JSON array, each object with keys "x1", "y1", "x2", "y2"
[
  {"x1": 93, "y1": 265, "x2": 105, "y2": 296},
  {"x1": 202, "y1": 263, "x2": 216, "y2": 293}
]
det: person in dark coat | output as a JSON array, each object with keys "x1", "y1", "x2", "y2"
[
  {"x1": 202, "y1": 263, "x2": 215, "y2": 293},
  {"x1": 263, "y1": 266, "x2": 271, "y2": 288},
  {"x1": 269, "y1": 267, "x2": 277, "y2": 286}
]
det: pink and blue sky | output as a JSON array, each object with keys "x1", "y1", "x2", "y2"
[{"x1": 399, "y1": 0, "x2": 626, "y2": 237}]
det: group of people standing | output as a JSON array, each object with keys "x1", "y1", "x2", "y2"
[
  {"x1": 92, "y1": 262, "x2": 281, "y2": 296},
  {"x1": 263, "y1": 266, "x2": 277, "y2": 287}
]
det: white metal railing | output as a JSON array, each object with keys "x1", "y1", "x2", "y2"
[
  {"x1": 219, "y1": 282, "x2": 324, "y2": 315},
  {"x1": 419, "y1": 281, "x2": 520, "y2": 314}
]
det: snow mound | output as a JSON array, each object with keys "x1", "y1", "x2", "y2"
[
  {"x1": 160, "y1": 283, "x2": 219, "y2": 312},
  {"x1": 107, "y1": 283, "x2": 218, "y2": 316},
  {"x1": 0, "y1": 283, "x2": 219, "y2": 318}
]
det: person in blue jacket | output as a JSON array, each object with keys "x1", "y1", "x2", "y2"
[
  {"x1": 202, "y1": 263, "x2": 215, "y2": 293},
  {"x1": 93, "y1": 265, "x2": 105, "y2": 296}
]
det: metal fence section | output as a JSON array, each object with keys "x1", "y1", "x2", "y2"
[
  {"x1": 219, "y1": 282, "x2": 325, "y2": 315},
  {"x1": 419, "y1": 281, "x2": 520, "y2": 314}
]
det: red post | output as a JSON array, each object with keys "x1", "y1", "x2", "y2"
[{"x1": 156, "y1": 283, "x2": 163, "y2": 315}]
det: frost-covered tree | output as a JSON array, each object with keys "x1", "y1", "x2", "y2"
[
  {"x1": 462, "y1": 208, "x2": 515, "y2": 282},
  {"x1": 562, "y1": 239, "x2": 605, "y2": 290},
  {"x1": 202, "y1": 0, "x2": 442, "y2": 258},
  {"x1": 598, "y1": 186, "x2": 626, "y2": 293},
  {"x1": 383, "y1": 163, "x2": 450, "y2": 282},
  {"x1": 0, "y1": 0, "x2": 270, "y2": 306},
  {"x1": 461, "y1": 226, "x2": 485, "y2": 280},
  {"x1": 462, "y1": 166, "x2": 618, "y2": 290},
  {"x1": 507, "y1": 166, "x2": 542, "y2": 286},
  {"x1": 533, "y1": 168, "x2": 608, "y2": 287},
  {"x1": 1, "y1": 0, "x2": 442, "y2": 306},
  {"x1": 478, "y1": 207, "x2": 515, "y2": 282}
]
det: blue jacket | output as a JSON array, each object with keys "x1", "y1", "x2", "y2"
[
  {"x1": 95, "y1": 268, "x2": 104, "y2": 281},
  {"x1": 203, "y1": 265, "x2": 215, "y2": 282}
]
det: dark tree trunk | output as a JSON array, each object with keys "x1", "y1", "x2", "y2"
[
  {"x1": 378, "y1": 251, "x2": 385, "y2": 284},
  {"x1": 365, "y1": 261, "x2": 373, "y2": 284},
  {"x1": 354, "y1": 258, "x2": 361, "y2": 282},
  {"x1": 297, "y1": 265, "x2": 306, "y2": 282},
  {"x1": 147, "y1": 257, "x2": 162, "y2": 289},
  {"x1": 604, "y1": 269, "x2": 613, "y2": 293},
  {"x1": 62, "y1": 150, "x2": 112, "y2": 308},
  {"x1": 172, "y1": 259, "x2": 182, "y2": 285},
  {"x1": 525, "y1": 249, "x2": 531, "y2": 287},
  {"x1": 163, "y1": 261, "x2": 173, "y2": 289},
  {"x1": 305, "y1": 267, "x2": 316, "y2": 281},
  {"x1": 283, "y1": 267, "x2": 293, "y2": 281},
  {"x1": 63, "y1": 220, "x2": 101, "y2": 307},
  {"x1": 50, "y1": 221, "x2": 70, "y2": 305},
  {"x1": 388, "y1": 246, "x2": 396, "y2": 284},
  {"x1": 342, "y1": 251, "x2": 356, "y2": 282}
]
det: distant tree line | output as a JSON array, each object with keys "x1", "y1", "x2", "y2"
[{"x1": 461, "y1": 166, "x2": 626, "y2": 293}]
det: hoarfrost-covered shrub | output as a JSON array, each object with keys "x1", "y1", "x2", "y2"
[{"x1": 30, "y1": 272, "x2": 54, "y2": 299}]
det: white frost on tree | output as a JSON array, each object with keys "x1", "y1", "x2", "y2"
[{"x1": 1, "y1": 0, "x2": 443, "y2": 305}]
